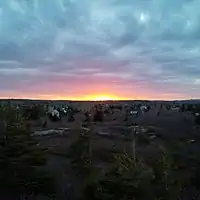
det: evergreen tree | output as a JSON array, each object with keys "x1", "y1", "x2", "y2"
[
  {"x1": 0, "y1": 106, "x2": 54, "y2": 199},
  {"x1": 68, "y1": 111, "x2": 75, "y2": 122},
  {"x1": 181, "y1": 104, "x2": 185, "y2": 112},
  {"x1": 195, "y1": 115, "x2": 200, "y2": 125},
  {"x1": 93, "y1": 108, "x2": 103, "y2": 122},
  {"x1": 68, "y1": 130, "x2": 92, "y2": 177}
]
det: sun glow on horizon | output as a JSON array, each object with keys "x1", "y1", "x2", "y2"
[
  {"x1": 84, "y1": 94, "x2": 121, "y2": 101},
  {"x1": 90, "y1": 96, "x2": 117, "y2": 101},
  {"x1": 0, "y1": 94, "x2": 191, "y2": 101}
]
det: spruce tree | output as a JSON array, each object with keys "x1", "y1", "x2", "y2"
[
  {"x1": 93, "y1": 107, "x2": 103, "y2": 122},
  {"x1": 0, "y1": 106, "x2": 54, "y2": 199},
  {"x1": 195, "y1": 115, "x2": 200, "y2": 125},
  {"x1": 68, "y1": 130, "x2": 92, "y2": 177}
]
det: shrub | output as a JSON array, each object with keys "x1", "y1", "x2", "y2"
[
  {"x1": 83, "y1": 148, "x2": 186, "y2": 200},
  {"x1": 83, "y1": 152, "x2": 154, "y2": 200}
]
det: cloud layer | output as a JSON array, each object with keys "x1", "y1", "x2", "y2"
[{"x1": 0, "y1": 0, "x2": 200, "y2": 100}]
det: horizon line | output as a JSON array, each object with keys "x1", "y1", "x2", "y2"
[{"x1": 0, "y1": 98, "x2": 200, "y2": 102}]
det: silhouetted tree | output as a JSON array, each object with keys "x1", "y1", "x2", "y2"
[
  {"x1": 22, "y1": 106, "x2": 43, "y2": 120},
  {"x1": 0, "y1": 106, "x2": 55, "y2": 199},
  {"x1": 68, "y1": 130, "x2": 92, "y2": 178},
  {"x1": 93, "y1": 108, "x2": 103, "y2": 122},
  {"x1": 49, "y1": 114, "x2": 60, "y2": 122},
  {"x1": 181, "y1": 104, "x2": 186, "y2": 112},
  {"x1": 195, "y1": 115, "x2": 200, "y2": 125},
  {"x1": 186, "y1": 104, "x2": 194, "y2": 112},
  {"x1": 84, "y1": 111, "x2": 91, "y2": 122},
  {"x1": 68, "y1": 111, "x2": 75, "y2": 122}
]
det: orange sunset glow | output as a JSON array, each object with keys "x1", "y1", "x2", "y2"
[
  {"x1": 0, "y1": 91, "x2": 184, "y2": 101},
  {"x1": 39, "y1": 94, "x2": 125, "y2": 101},
  {"x1": 84, "y1": 94, "x2": 120, "y2": 101}
]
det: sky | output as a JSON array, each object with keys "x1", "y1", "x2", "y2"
[{"x1": 0, "y1": 0, "x2": 200, "y2": 100}]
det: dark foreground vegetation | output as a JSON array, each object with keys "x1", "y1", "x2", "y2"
[
  {"x1": 0, "y1": 100, "x2": 200, "y2": 199},
  {"x1": 0, "y1": 105, "x2": 55, "y2": 199}
]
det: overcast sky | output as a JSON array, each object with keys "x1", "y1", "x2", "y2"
[{"x1": 0, "y1": 0, "x2": 200, "y2": 100}]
